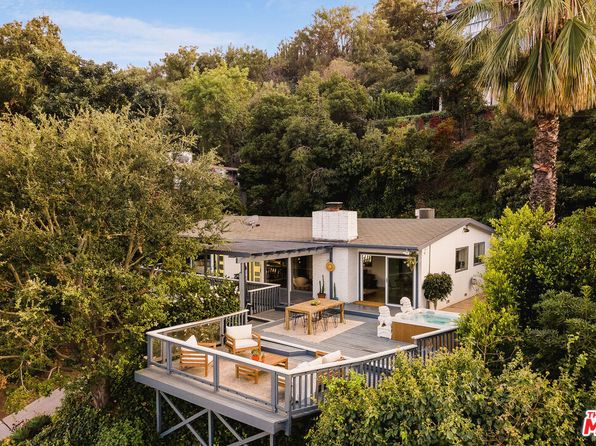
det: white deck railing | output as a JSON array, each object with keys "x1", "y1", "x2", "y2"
[{"x1": 145, "y1": 310, "x2": 423, "y2": 416}]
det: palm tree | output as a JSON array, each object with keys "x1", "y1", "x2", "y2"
[{"x1": 448, "y1": 0, "x2": 595, "y2": 223}]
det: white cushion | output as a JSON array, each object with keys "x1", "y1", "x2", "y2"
[
  {"x1": 186, "y1": 335, "x2": 198, "y2": 346},
  {"x1": 294, "y1": 357, "x2": 323, "y2": 371},
  {"x1": 322, "y1": 350, "x2": 342, "y2": 364},
  {"x1": 227, "y1": 324, "x2": 252, "y2": 340},
  {"x1": 234, "y1": 339, "x2": 258, "y2": 349}
]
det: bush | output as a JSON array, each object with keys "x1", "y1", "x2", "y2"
[
  {"x1": 95, "y1": 418, "x2": 144, "y2": 446},
  {"x1": 308, "y1": 348, "x2": 587, "y2": 446},
  {"x1": 422, "y1": 272, "x2": 453, "y2": 309},
  {"x1": 10, "y1": 415, "x2": 52, "y2": 443}
]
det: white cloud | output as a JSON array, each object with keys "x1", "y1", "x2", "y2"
[{"x1": 40, "y1": 9, "x2": 243, "y2": 67}]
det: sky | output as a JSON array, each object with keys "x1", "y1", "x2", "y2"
[{"x1": 0, "y1": 0, "x2": 376, "y2": 67}]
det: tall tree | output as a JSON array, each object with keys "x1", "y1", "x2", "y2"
[{"x1": 449, "y1": 0, "x2": 596, "y2": 222}]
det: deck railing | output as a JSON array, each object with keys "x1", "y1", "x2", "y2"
[
  {"x1": 206, "y1": 275, "x2": 281, "y2": 314},
  {"x1": 145, "y1": 312, "x2": 420, "y2": 417},
  {"x1": 411, "y1": 325, "x2": 459, "y2": 363}
]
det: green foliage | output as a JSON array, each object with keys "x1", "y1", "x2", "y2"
[
  {"x1": 95, "y1": 418, "x2": 144, "y2": 446},
  {"x1": 464, "y1": 206, "x2": 595, "y2": 377},
  {"x1": 0, "y1": 17, "x2": 167, "y2": 119},
  {"x1": 0, "y1": 108, "x2": 229, "y2": 408},
  {"x1": 181, "y1": 63, "x2": 256, "y2": 164},
  {"x1": 524, "y1": 289, "x2": 596, "y2": 384},
  {"x1": 309, "y1": 348, "x2": 586, "y2": 446},
  {"x1": 421, "y1": 272, "x2": 453, "y2": 308},
  {"x1": 159, "y1": 273, "x2": 239, "y2": 326},
  {"x1": 10, "y1": 415, "x2": 52, "y2": 443},
  {"x1": 458, "y1": 299, "x2": 520, "y2": 370}
]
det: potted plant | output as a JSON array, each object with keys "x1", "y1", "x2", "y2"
[
  {"x1": 251, "y1": 348, "x2": 261, "y2": 361},
  {"x1": 317, "y1": 275, "x2": 326, "y2": 299},
  {"x1": 422, "y1": 272, "x2": 453, "y2": 310}
]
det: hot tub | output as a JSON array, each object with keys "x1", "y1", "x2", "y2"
[{"x1": 391, "y1": 309, "x2": 459, "y2": 342}]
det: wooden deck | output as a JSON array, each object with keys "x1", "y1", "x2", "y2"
[
  {"x1": 443, "y1": 295, "x2": 482, "y2": 313},
  {"x1": 255, "y1": 313, "x2": 407, "y2": 358}
]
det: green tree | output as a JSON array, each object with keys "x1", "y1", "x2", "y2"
[
  {"x1": 422, "y1": 272, "x2": 453, "y2": 309},
  {"x1": 308, "y1": 348, "x2": 587, "y2": 445},
  {"x1": 450, "y1": 0, "x2": 596, "y2": 221},
  {"x1": 181, "y1": 63, "x2": 256, "y2": 165},
  {"x1": 0, "y1": 109, "x2": 228, "y2": 408}
]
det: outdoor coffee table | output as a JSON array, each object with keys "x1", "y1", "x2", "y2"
[{"x1": 235, "y1": 352, "x2": 288, "y2": 384}]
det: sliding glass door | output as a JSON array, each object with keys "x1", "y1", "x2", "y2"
[
  {"x1": 360, "y1": 254, "x2": 414, "y2": 306},
  {"x1": 386, "y1": 257, "x2": 414, "y2": 305}
]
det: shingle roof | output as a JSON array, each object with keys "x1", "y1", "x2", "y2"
[{"x1": 215, "y1": 215, "x2": 492, "y2": 249}]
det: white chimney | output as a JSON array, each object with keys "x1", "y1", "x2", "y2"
[{"x1": 312, "y1": 202, "x2": 358, "y2": 242}]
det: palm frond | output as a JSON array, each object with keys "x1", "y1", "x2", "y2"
[
  {"x1": 553, "y1": 17, "x2": 596, "y2": 113},
  {"x1": 515, "y1": 38, "x2": 559, "y2": 115},
  {"x1": 478, "y1": 20, "x2": 523, "y2": 95},
  {"x1": 446, "y1": 0, "x2": 511, "y2": 35},
  {"x1": 451, "y1": 27, "x2": 496, "y2": 75}
]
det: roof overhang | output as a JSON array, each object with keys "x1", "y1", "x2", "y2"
[{"x1": 206, "y1": 240, "x2": 332, "y2": 263}]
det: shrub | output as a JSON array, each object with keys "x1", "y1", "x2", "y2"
[
  {"x1": 95, "y1": 418, "x2": 144, "y2": 446},
  {"x1": 422, "y1": 272, "x2": 453, "y2": 309},
  {"x1": 10, "y1": 415, "x2": 52, "y2": 442},
  {"x1": 308, "y1": 348, "x2": 586, "y2": 446}
]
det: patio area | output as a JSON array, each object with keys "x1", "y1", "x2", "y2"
[{"x1": 254, "y1": 312, "x2": 407, "y2": 358}]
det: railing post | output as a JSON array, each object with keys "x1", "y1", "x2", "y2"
[
  {"x1": 166, "y1": 341, "x2": 172, "y2": 374},
  {"x1": 147, "y1": 335, "x2": 153, "y2": 367},
  {"x1": 284, "y1": 374, "x2": 292, "y2": 415},
  {"x1": 213, "y1": 356, "x2": 220, "y2": 391},
  {"x1": 271, "y1": 371, "x2": 278, "y2": 413}
]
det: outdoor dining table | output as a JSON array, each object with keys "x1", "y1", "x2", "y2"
[{"x1": 284, "y1": 298, "x2": 345, "y2": 335}]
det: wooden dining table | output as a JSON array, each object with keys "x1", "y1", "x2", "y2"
[{"x1": 284, "y1": 298, "x2": 345, "y2": 335}]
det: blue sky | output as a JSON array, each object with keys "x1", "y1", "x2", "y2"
[{"x1": 0, "y1": 0, "x2": 376, "y2": 67}]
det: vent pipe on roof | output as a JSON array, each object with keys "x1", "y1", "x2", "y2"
[{"x1": 415, "y1": 208, "x2": 435, "y2": 219}]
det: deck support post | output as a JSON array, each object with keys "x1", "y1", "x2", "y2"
[
  {"x1": 154, "y1": 389, "x2": 282, "y2": 445},
  {"x1": 207, "y1": 409, "x2": 214, "y2": 446},
  {"x1": 155, "y1": 390, "x2": 162, "y2": 434}
]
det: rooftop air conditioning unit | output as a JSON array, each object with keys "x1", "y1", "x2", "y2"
[{"x1": 415, "y1": 208, "x2": 435, "y2": 219}]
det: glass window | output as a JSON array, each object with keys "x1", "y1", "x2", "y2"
[
  {"x1": 265, "y1": 259, "x2": 288, "y2": 288},
  {"x1": 473, "y1": 242, "x2": 485, "y2": 265},
  {"x1": 455, "y1": 247, "x2": 468, "y2": 272},
  {"x1": 292, "y1": 256, "x2": 313, "y2": 292}
]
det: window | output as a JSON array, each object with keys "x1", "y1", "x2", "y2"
[
  {"x1": 473, "y1": 242, "x2": 485, "y2": 265},
  {"x1": 455, "y1": 247, "x2": 468, "y2": 272}
]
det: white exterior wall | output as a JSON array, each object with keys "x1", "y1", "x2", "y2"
[
  {"x1": 422, "y1": 225, "x2": 491, "y2": 309},
  {"x1": 223, "y1": 258, "x2": 241, "y2": 279},
  {"x1": 312, "y1": 253, "x2": 330, "y2": 298}
]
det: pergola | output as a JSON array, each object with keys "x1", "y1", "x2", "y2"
[{"x1": 206, "y1": 240, "x2": 333, "y2": 308}]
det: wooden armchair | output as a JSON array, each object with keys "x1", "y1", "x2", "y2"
[
  {"x1": 180, "y1": 336, "x2": 216, "y2": 377},
  {"x1": 225, "y1": 324, "x2": 261, "y2": 355}
]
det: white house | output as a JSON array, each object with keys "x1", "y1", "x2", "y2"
[{"x1": 189, "y1": 203, "x2": 492, "y2": 311}]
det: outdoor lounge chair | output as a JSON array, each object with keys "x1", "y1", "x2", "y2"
[
  {"x1": 225, "y1": 324, "x2": 261, "y2": 355},
  {"x1": 179, "y1": 335, "x2": 216, "y2": 377}
]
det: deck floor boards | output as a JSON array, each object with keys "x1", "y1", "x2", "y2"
[{"x1": 254, "y1": 312, "x2": 408, "y2": 358}]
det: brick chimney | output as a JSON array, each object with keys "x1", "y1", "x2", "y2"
[{"x1": 312, "y1": 202, "x2": 358, "y2": 241}]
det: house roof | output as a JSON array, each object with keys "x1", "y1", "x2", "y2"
[
  {"x1": 207, "y1": 215, "x2": 493, "y2": 250},
  {"x1": 205, "y1": 239, "x2": 332, "y2": 259}
]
